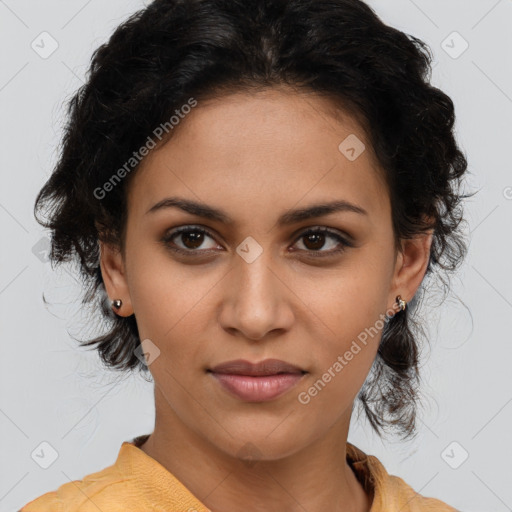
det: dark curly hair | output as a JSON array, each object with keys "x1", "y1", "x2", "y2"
[{"x1": 34, "y1": 0, "x2": 475, "y2": 442}]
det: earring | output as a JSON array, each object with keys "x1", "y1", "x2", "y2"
[
  {"x1": 395, "y1": 295, "x2": 407, "y2": 312},
  {"x1": 111, "y1": 299, "x2": 123, "y2": 309}
]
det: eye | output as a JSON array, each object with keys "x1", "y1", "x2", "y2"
[
  {"x1": 162, "y1": 225, "x2": 220, "y2": 256},
  {"x1": 291, "y1": 227, "x2": 351, "y2": 256},
  {"x1": 162, "y1": 225, "x2": 352, "y2": 258}
]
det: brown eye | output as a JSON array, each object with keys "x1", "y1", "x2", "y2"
[
  {"x1": 162, "y1": 226, "x2": 219, "y2": 254},
  {"x1": 293, "y1": 227, "x2": 351, "y2": 256},
  {"x1": 302, "y1": 232, "x2": 326, "y2": 250},
  {"x1": 180, "y1": 230, "x2": 206, "y2": 249}
]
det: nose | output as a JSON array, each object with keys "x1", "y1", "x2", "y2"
[{"x1": 218, "y1": 251, "x2": 295, "y2": 341}]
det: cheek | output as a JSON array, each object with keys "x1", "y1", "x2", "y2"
[
  {"x1": 290, "y1": 331, "x2": 379, "y2": 445},
  {"x1": 308, "y1": 328, "x2": 379, "y2": 403},
  {"x1": 125, "y1": 239, "x2": 209, "y2": 336},
  {"x1": 309, "y1": 262, "x2": 389, "y2": 343},
  {"x1": 130, "y1": 289, "x2": 211, "y2": 369},
  {"x1": 298, "y1": 262, "x2": 388, "y2": 400},
  {"x1": 126, "y1": 265, "x2": 216, "y2": 383}
]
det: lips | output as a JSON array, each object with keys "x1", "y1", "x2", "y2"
[
  {"x1": 209, "y1": 358, "x2": 306, "y2": 376},
  {"x1": 208, "y1": 358, "x2": 307, "y2": 402}
]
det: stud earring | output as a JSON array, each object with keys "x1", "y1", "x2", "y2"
[
  {"x1": 395, "y1": 295, "x2": 407, "y2": 312},
  {"x1": 111, "y1": 299, "x2": 123, "y2": 309}
]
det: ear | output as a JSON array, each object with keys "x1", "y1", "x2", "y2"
[
  {"x1": 99, "y1": 240, "x2": 134, "y2": 316},
  {"x1": 389, "y1": 229, "x2": 433, "y2": 314}
]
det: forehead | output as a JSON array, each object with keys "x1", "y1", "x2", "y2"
[{"x1": 127, "y1": 88, "x2": 389, "y2": 222}]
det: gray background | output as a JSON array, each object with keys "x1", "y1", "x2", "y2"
[{"x1": 1, "y1": 1, "x2": 511, "y2": 511}]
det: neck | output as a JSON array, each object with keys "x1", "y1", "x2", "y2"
[{"x1": 139, "y1": 388, "x2": 372, "y2": 512}]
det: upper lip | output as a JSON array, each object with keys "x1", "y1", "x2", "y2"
[{"x1": 209, "y1": 358, "x2": 306, "y2": 376}]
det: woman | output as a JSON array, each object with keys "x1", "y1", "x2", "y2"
[{"x1": 20, "y1": 0, "x2": 472, "y2": 510}]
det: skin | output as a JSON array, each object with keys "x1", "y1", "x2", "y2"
[{"x1": 99, "y1": 87, "x2": 433, "y2": 512}]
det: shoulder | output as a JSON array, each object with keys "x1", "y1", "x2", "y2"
[
  {"x1": 18, "y1": 462, "x2": 142, "y2": 512},
  {"x1": 19, "y1": 437, "x2": 209, "y2": 512},
  {"x1": 346, "y1": 443, "x2": 459, "y2": 512},
  {"x1": 382, "y1": 472, "x2": 459, "y2": 511}
]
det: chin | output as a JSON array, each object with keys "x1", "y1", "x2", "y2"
[{"x1": 212, "y1": 428, "x2": 310, "y2": 463}]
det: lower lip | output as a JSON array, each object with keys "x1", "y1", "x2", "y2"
[{"x1": 209, "y1": 372, "x2": 305, "y2": 402}]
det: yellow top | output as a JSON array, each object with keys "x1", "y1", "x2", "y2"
[{"x1": 20, "y1": 434, "x2": 458, "y2": 512}]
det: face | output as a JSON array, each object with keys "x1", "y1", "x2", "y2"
[{"x1": 100, "y1": 87, "x2": 431, "y2": 461}]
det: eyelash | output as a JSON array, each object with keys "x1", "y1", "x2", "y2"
[{"x1": 161, "y1": 225, "x2": 352, "y2": 258}]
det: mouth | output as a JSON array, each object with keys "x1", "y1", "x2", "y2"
[
  {"x1": 207, "y1": 359, "x2": 307, "y2": 402},
  {"x1": 208, "y1": 358, "x2": 307, "y2": 377}
]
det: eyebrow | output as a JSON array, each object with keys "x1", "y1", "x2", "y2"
[{"x1": 145, "y1": 196, "x2": 368, "y2": 225}]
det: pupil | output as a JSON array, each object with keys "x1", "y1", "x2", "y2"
[
  {"x1": 183, "y1": 231, "x2": 204, "y2": 249},
  {"x1": 304, "y1": 233, "x2": 325, "y2": 250}
]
